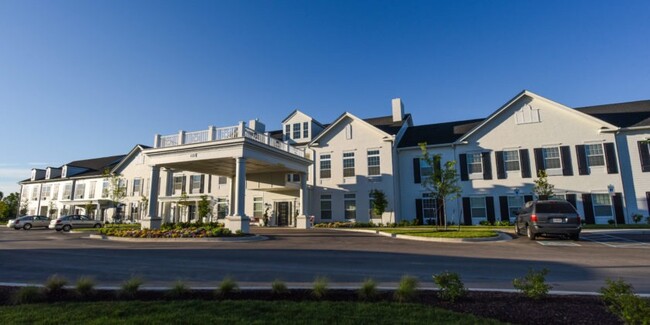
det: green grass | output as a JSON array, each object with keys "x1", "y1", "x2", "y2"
[
  {"x1": 373, "y1": 227, "x2": 498, "y2": 238},
  {"x1": 0, "y1": 300, "x2": 504, "y2": 324}
]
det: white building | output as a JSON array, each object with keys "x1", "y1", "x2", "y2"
[{"x1": 19, "y1": 90, "x2": 650, "y2": 231}]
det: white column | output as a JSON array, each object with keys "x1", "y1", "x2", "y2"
[
  {"x1": 226, "y1": 157, "x2": 249, "y2": 233},
  {"x1": 296, "y1": 172, "x2": 311, "y2": 229},
  {"x1": 142, "y1": 166, "x2": 162, "y2": 229}
]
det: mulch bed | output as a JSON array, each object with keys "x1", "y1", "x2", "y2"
[{"x1": 0, "y1": 286, "x2": 621, "y2": 325}]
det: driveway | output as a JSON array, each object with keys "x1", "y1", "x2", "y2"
[{"x1": 1, "y1": 226, "x2": 649, "y2": 293}]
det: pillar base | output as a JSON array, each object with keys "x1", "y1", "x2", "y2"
[
  {"x1": 296, "y1": 215, "x2": 312, "y2": 229},
  {"x1": 141, "y1": 216, "x2": 162, "y2": 229},
  {"x1": 226, "y1": 215, "x2": 250, "y2": 234}
]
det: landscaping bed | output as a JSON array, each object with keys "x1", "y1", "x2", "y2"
[
  {"x1": 97, "y1": 222, "x2": 247, "y2": 238},
  {"x1": 0, "y1": 286, "x2": 622, "y2": 325}
]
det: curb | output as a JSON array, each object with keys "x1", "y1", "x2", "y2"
[
  {"x1": 331, "y1": 228, "x2": 512, "y2": 243},
  {"x1": 87, "y1": 234, "x2": 268, "y2": 243}
]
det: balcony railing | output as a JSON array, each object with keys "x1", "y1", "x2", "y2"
[{"x1": 155, "y1": 124, "x2": 305, "y2": 158}]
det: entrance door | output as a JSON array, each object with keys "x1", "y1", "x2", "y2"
[{"x1": 277, "y1": 202, "x2": 289, "y2": 226}]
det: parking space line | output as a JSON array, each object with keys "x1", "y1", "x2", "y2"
[
  {"x1": 537, "y1": 241, "x2": 581, "y2": 247},
  {"x1": 582, "y1": 233, "x2": 650, "y2": 248}
]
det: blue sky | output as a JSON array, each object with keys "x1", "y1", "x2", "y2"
[{"x1": 1, "y1": 0, "x2": 649, "y2": 195}]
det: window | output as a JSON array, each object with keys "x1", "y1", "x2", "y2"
[
  {"x1": 88, "y1": 181, "x2": 97, "y2": 199},
  {"x1": 74, "y1": 183, "x2": 85, "y2": 199},
  {"x1": 367, "y1": 149, "x2": 380, "y2": 176},
  {"x1": 190, "y1": 175, "x2": 201, "y2": 194},
  {"x1": 218, "y1": 176, "x2": 228, "y2": 185},
  {"x1": 507, "y1": 196, "x2": 524, "y2": 221},
  {"x1": 543, "y1": 147, "x2": 561, "y2": 169},
  {"x1": 293, "y1": 123, "x2": 301, "y2": 139},
  {"x1": 592, "y1": 194, "x2": 613, "y2": 218},
  {"x1": 173, "y1": 176, "x2": 184, "y2": 193},
  {"x1": 420, "y1": 159, "x2": 433, "y2": 178},
  {"x1": 343, "y1": 152, "x2": 355, "y2": 177},
  {"x1": 585, "y1": 144, "x2": 605, "y2": 167},
  {"x1": 422, "y1": 193, "x2": 437, "y2": 224},
  {"x1": 320, "y1": 154, "x2": 331, "y2": 179},
  {"x1": 320, "y1": 195, "x2": 332, "y2": 220},
  {"x1": 51, "y1": 184, "x2": 59, "y2": 200},
  {"x1": 253, "y1": 197, "x2": 263, "y2": 218},
  {"x1": 286, "y1": 173, "x2": 301, "y2": 183},
  {"x1": 503, "y1": 150, "x2": 520, "y2": 171},
  {"x1": 284, "y1": 124, "x2": 290, "y2": 141},
  {"x1": 470, "y1": 197, "x2": 486, "y2": 218},
  {"x1": 41, "y1": 184, "x2": 51, "y2": 200},
  {"x1": 303, "y1": 122, "x2": 309, "y2": 138},
  {"x1": 216, "y1": 198, "x2": 229, "y2": 218},
  {"x1": 133, "y1": 178, "x2": 142, "y2": 196},
  {"x1": 31, "y1": 187, "x2": 38, "y2": 200},
  {"x1": 467, "y1": 153, "x2": 483, "y2": 174},
  {"x1": 344, "y1": 193, "x2": 356, "y2": 219},
  {"x1": 101, "y1": 180, "x2": 109, "y2": 198}
]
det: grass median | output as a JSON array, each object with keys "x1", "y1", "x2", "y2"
[
  {"x1": 370, "y1": 227, "x2": 499, "y2": 238},
  {"x1": 0, "y1": 300, "x2": 504, "y2": 324}
]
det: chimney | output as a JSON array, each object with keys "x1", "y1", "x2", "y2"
[
  {"x1": 392, "y1": 98, "x2": 404, "y2": 122},
  {"x1": 248, "y1": 119, "x2": 265, "y2": 133}
]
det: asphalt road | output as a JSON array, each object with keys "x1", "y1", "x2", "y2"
[{"x1": 1, "y1": 226, "x2": 649, "y2": 293}]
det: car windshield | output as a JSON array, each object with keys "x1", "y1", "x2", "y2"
[{"x1": 536, "y1": 202, "x2": 576, "y2": 213}]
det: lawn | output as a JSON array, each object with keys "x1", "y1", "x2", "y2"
[
  {"x1": 0, "y1": 300, "x2": 503, "y2": 324},
  {"x1": 371, "y1": 227, "x2": 499, "y2": 238}
]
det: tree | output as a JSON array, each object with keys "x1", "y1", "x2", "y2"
[
  {"x1": 197, "y1": 195, "x2": 212, "y2": 223},
  {"x1": 0, "y1": 191, "x2": 3, "y2": 200},
  {"x1": 176, "y1": 191, "x2": 191, "y2": 222},
  {"x1": 140, "y1": 195, "x2": 149, "y2": 219},
  {"x1": 419, "y1": 143, "x2": 462, "y2": 229},
  {"x1": 84, "y1": 202, "x2": 96, "y2": 217},
  {"x1": 369, "y1": 189, "x2": 388, "y2": 219},
  {"x1": 103, "y1": 169, "x2": 126, "y2": 220},
  {"x1": 533, "y1": 170, "x2": 554, "y2": 200},
  {"x1": 0, "y1": 192, "x2": 20, "y2": 220},
  {"x1": 19, "y1": 198, "x2": 28, "y2": 216},
  {"x1": 48, "y1": 201, "x2": 56, "y2": 218}
]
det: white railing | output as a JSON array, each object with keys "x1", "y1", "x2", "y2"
[
  {"x1": 184, "y1": 130, "x2": 209, "y2": 144},
  {"x1": 156, "y1": 125, "x2": 304, "y2": 158}
]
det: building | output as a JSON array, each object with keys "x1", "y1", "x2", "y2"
[{"x1": 19, "y1": 90, "x2": 650, "y2": 231}]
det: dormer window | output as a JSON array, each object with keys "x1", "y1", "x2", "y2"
[
  {"x1": 293, "y1": 123, "x2": 301, "y2": 139},
  {"x1": 284, "y1": 125, "x2": 290, "y2": 141},
  {"x1": 303, "y1": 122, "x2": 309, "y2": 138}
]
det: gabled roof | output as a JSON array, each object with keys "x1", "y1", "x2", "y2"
[
  {"x1": 20, "y1": 153, "x2": 127, "y2": 183},
  {"x1": 457, "y1": 90, "x2": 618, "y2": 143},
  {"x1": 309, "y1": 112, "x2": 408, "y2": 145},
  {"x1": 398, "y1": 119, "x2": 483, "y2": 148},
  {"x1": 281, "y1": 109, "x2": 325, "y2": 128},
  {"x1": 111, "y1": 144, "x2": 152, "y2": 173},
  {"x1": 575, "y1": 100, "x2": 650, "y2": 128}
]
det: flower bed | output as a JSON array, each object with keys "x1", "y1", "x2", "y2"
[{"x1": 99, "y1": 225, "x2": 242, "y2": 238}]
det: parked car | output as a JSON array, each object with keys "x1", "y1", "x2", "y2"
[
  {"x1": 6, "y1": 219, "x2": 16, "y2": 228},
  {"x1": 49, "y1": 215, "x2": 102, "y2": 232},
  {"x1": 514, "y1": 200, "x2": 581, "y2": 240},
  {"x1": 13, "y1": 215, "x2": 50, "y2": 230}
]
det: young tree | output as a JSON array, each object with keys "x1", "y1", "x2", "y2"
[
  {"x1": 140, "y1": 195, "x2": 149, "y2": 219},
  {"x1": 48, "y1": 201, "x2": 56, "y2": 218},
  {"x1": 197, "y1": 195, "x2": 212, "y2": 223},
  {"x1": 176, "y1": 192, "x2": 191, "y2": 222},
  {"x1": 103, "y1": 169, "x2": 126, "y2": 220},
  {"x1": 369, "y1": 189, "x2": 388, "y2": 219},
  {"x1": 19, "y1": 198, "x2": 29, "y2": 216},
  {"x1": 84, "y1": 202, "x2": 96, "y2": 218},
  {"x1": 0, "y1": 192, "x2": 20, "y2": 220},
  {"x1": 419, "y1": 143, "x2": 462, "y2": 229},
  {"x1": 533, "y1": 170, "x2": 554, "y2": 200}
]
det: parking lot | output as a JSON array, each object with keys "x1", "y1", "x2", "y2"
[{"x1": 1, "y1": 226, "x2": 649, "y2": 293}]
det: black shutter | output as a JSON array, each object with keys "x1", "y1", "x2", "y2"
[
  {"x1": 520, "y1": 149, "x2": 532, "y2": 178},
  {"x1": 638, "y1": 141, "x2": 650, "y2": 172},
  {"x1": 413, "y1": 158, "x2": 421, "y2": 184},
  {"x1": 482, "y1": 152, "x2": 492, "y2": 180},
  {"x1": 462, "y1": 197, "x2": 471, "y2": 225},
  {"x1": 434, "y1": 158, "x2": 442, "y2": 182},
  {"x1": 613, "y1": 193, "x2": 625, "y2": 224},
  {"x1": 576, "y1": 145, "x2": 588, "y2": 175},
  {"x1": 524, "y1": 195, "x2": 533, "y2": 203},
  {"x1": 495, "y1": 151, "x2": 506, "y2": 179},
  {"x1": 459, "y1": 154, "x2": 468, "y2": 181},
  {"x1": 647, "y1": 192, "x2": 650, "y2": 216},
  {"x1": 582, "y1": 194, "x2": 595, "y2": 224},
  {"x1": 560, "y1": 146, "x2": 573, "y2": 176},
  {"x1": 566, "y1": 194, "x2": 577, "y2": 209},
  {"x1": 499, "y1": 196, "x2": 509, "y2": 221},
  {"x1": 533, "y1": 148, "x2": 544, "y2": 176},
  {"x1": 208, "y1": 175, "x2": 212, "y2": 193},
  {"x1": 415, "y1": 199, "x2": 423, "y2": 225},
  {"x1": 604, "y1": 143, "x2": 618, "y2": 174},
  {"x1": 486, "y1": 196, "x2": 495, "y2": 224},
  {"x1": 199, "y1": 175, "x2": 205, "y2": 194}
]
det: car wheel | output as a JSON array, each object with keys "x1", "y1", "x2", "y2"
[
  {"x1": 62, "y1": 225, "x2": 71, "y2": 232},
  {"x1": 55, "y1": 228, "x2": 61, "y2": 232},
  {"x1": 514, "y1": 223, "x2": 521, "y2": 235},
  {"x1": 526, "y1": 226, "x2": 536, "y2": 240},
  {"x1": 93, "y1": 223, "x2": 102, "y2": 228},
  {"x1": 23, "y1": 223, "x2": 32, "y2": 230},
  {"x1": 570, "y1": 233, "x2": 580, "y2": 241}
]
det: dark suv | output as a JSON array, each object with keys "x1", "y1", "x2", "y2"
[{"x1": 514, "y1": 200, "x2": 581, "y2": 240}]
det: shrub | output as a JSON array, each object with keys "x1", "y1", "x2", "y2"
[
  {"x1": 608, "y1": 219, "x2": 615, "y2": 225},
  {"x1": 271, "y1": 279, "x2": 288, "y2": 295},
  {"x1": 217, "y1": 277, "x2": 239, "y2": 297},
  {"x1": 432, "y1": 272, "x2": 467, "y2": 302},
  {"x1": 120, "y1": 276, "x2": 144, "y2": 298},
  {"x1": 646, "y1": 216, "x2": 650, "y2": 225},
  {"x1": 167, "y1": 280, "x2": 189, "y2": 298},
  {"x1": 358, "y1": 278, "x2": 378, "y2": 301},
  {"x1": 394, "y1": 275, "x2": 419, "y2": 302},
  {"x1": 44, "y1": 274, "x2": 68, "y2": 295},
  {"x1": 75, "y1": 276, "x2": 96, "y2": 297},
  {"x1": 12, "y1": 286, "x2": 44, "y2": 304},
  {"x1": 312, "y1": 276, "x2": 329, "y2": 299},
  {"x1": 632, "y1": 214, "x2": 643, "y2": 224},
  {"x1": 513, "y1": 268, "x2": 552, "y2": 299},
  {"x1": 478, "y1": 220, "x2": 491, "y2": 226},
  {"x1": 494, "y1": 220, "x2": 511, "y2": 226},
  {"x1": 600, "y1": 278, "x2": 650, "y2": 324}
]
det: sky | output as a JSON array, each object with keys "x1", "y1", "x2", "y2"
[{"x1": 1, "y1": 0, "x2": 649, "y2": 195}]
